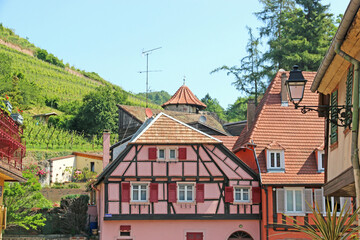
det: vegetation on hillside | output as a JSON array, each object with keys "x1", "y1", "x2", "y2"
[{"x1": 136, "y1": 90, "x2": 171, "y2": 105}]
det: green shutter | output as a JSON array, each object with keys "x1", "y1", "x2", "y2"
[
  {"x1": 345, "y1": 65, "x2": 353, "y2": 127},
  {"x1": 330, "y1": 89, "x2": 338, "y2": 145}
]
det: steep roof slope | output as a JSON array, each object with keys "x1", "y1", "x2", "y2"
[
  {"x1": 162, "y1": 85, "x2": 207, "y2": 109},
  {"x1": 233, "y1": 70, "x2": 324, "y2": 185},
  {"x1": 118, "y1": 105, "x2": 228, "y2": 135},
  {"x1": 131, "y1": 113, "x2": 221, "y2": 144}
]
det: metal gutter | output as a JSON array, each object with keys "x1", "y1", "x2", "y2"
[{"x1": 310, "y1": 0, "x2": 360, "y2": 92}]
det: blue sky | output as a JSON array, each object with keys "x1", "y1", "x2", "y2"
[{"x1": 0, "y1": 0, "x2": 349, "y2": 108}]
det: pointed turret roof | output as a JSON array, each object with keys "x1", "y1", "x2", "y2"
[{"x1": 162, "y1": 85, "x2": 207, "y2": 109}]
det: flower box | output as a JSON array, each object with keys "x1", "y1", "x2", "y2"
[
  {"x1": 11, "y1": 113, "x2": 23, "y2": 125},
  {"x1": 2, "y1": 100, "x2": 12, "y2": 113}
]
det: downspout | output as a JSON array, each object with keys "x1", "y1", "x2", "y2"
[
  {"x1": 248, "y1": 145, "x2": 264, "y2": 239},
  {"x1": 334, "y1": 42, "x2": 360, "y2": 222}
]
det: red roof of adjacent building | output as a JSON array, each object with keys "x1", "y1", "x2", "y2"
[
  {"x1": 213, "y1": 135, "x2": 238, "y2": 151},
  {"x1": 233, "y1": 70, "x2": 324, "y2": 185},
  {"x1": 162, "y1": 85, "x2": 207, "y2": 109}
]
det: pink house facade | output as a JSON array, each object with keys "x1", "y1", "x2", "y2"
[{"x1": 95, "y1": 113, "x2": 261, "y2": 240}]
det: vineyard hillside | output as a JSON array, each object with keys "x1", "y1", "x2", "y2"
[{"x1": 0, "y1": 24, "x2": 160, "y2": 112}]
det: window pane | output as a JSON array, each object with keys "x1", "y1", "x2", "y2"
[
  {"x1": 141, "y1": 190, "x2": 147, "y2": 200},
  {"x1": 187, "y1": 190, "x2": 192, "y2": 201},
  {"x1": 159, "y1": 150, "x2": 165, "y2": 158},
  {"x1": 295, "y1": 190, "x2": 302, "y2": 211},
  {"x1": 179, "y1": 190, "x2": 185, "y2": 200},
  {"x1": 287, "y1": 190, "x2": 294, "y2": 212},
  {"x1": 170, "y1": 150, "x2": 176, "y2": 159},
  {"x1": 322, "y1": 154, "x2": 325, "y2": 169},
  {"x1": 235, "y1": 192, "x2": 241, "y2": 201},
  {"x1": 133, "y1": 189, "x2": 138, "y2": 201},
  {"x1": 141, "y1": 185, "x2": 146, "y2": 190},
  {"x1": 271, "y1": 153, "x2": 275, "y2": 167},
  {"x1": 276, "y1": 153, "x2": 281, "y2": 167},
  {"x1": 243, "y1": 191, "x2": 249, "y2": 201},
  {"x1": 179, "y1": 185, "x2": 185, "y2": 190}
]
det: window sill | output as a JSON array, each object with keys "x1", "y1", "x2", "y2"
[
  {"x1": 330, "y1": 142, "x2": 338, "y2": 151},
  {"x1": 317, "y1": 169, "x2": 324, "y2": 173},
  {"x1": 267, "y1": 169, "x2": 285, "y2": 173},
  {"x1": 177, "y1": 201, "x2": 196, "y2": 205},
  {"x1": 129, "y1": 201, "x2": 150, "y2": 205},
  {"x1": 233, "y1": 201, "x2": 252, "y2": 205},
  {"x1": 284, "y1": 212, "x2": 305, "y2": 216},
  {"x1": 156, "y1": 159, "x2": 178, "y2": 163}
]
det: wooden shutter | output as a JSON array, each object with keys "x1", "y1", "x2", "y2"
[
  {"x1": 276, "y1": 188, "x2": 285, "y2": 213},
  {"x1": 252, "y1": 187, "x2": 261, "y2": 204},
  {"x1": 196, "y1": 183, "x2": 204, "y2": 203},
  {"x1": 121, "y1": 182, "x2": 130, "y2": 202},
  {"x1": 148, "y1": 147, "x2": 157, "y2": 160},
  {"x1": 330, "y1": 90, "x2": 338, "y2": 144},
  {"x1": 314, "y1": 188, "x2": 324, "y2": 214},
  {"x1": 178, "y1": 147, "x2": 187, "y2": 160},
  {"x1": 304, "y1": 189, "x2": 313, "y2": 213},
  {"x1": 345, "y1": 65, "x2": 353, "y2": 127},
  {"x1": 186, "y1": 232, "x2": 203, "y2": 240},
  {"x1": 149, "y1": 183, "x2": 158, "y2": 203},
  {"x1": 224, "y1": 186, "x2": 234, "y2": 203},
  {"x1": 168, "y1": 183, "x2": 177, "y2": 203}
]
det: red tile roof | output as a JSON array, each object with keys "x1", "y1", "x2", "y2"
[
  {"x1": 131, "y1": 113, "x2": 221, "y2": 144},
  {"x1": 213, "y1": 135, "x2": 238, "y2": 151},
  {"x1": 162, "y1": 85, "x2": 207, "y2": 109},
  {"x1": 233, "y1": 70, "x2": 325, "y2": 185}
]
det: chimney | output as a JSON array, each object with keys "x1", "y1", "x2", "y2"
[
  {"x1": 247, "y1": 99, "x2": 256, "y2": 131},
  {"x1": 103, "y1": 130, "x2": 111, "y2": 169},
  {"x1": 280, "y1": 70, "x2": 289, "y2": 107}
]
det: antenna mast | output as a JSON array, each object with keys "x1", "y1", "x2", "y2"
[{"x1": 140, "y1": 47, "x2": 162, "y2": 107}]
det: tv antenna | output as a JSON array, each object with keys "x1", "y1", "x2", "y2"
[{"x1": 138, "y1": 47, "x2": 162, "y2": 107}]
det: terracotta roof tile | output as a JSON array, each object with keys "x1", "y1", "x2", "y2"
[
  {"x1": 213, "y1": 135, "x2": 238, "y2": 151},
  {"x1": 132, "y1": 113, "x2": 221, "y2": 144},
  {"x1": 162, "y1": 85, "x2": 207, "y2": 109},
  {"x1": 118, "y1": 105, "x2": 228, "y2": 134},
  {"x1": 233, "y1": 70, "x2": 325, "y2": 185}
]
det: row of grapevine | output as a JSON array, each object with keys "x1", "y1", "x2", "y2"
[{"x1": 24, "y1": 119, "x2": 119, "y2": 151}]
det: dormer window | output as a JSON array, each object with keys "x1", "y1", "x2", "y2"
[
  {"x1": 317, "y1": 150, "x2": 325, "y2": 172},
  {"x1": 267, "y1": 150, "x2": 285, "y2": 172}
]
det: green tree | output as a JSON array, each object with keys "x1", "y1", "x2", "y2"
[
  {"x1": 201, "y1": 94, "x2": 226, "y2": 121},
  {"x1": 257, "y1": 0, "x2": 336, "y2": 72},
  {"x1": 71, "y1": 85, "x2": 128, "y2": 135},
  {"x1": 212, "y1": 27, "x2": 266, "y2": 106},
  {"x1": 4, "y1": 166, "x2": 52, "y2": 230},
  {"x1": 225, "y1": 97, "x2": 248, "y2": 122}
]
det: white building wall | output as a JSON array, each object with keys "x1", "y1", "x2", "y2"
[{"x1": 50, "y1": 156, "x2": 76, "y2": 184}]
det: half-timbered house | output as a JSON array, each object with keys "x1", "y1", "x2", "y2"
[
  {"x1": 95, "y1": 113, "x2": 261, "y2": 240},
  {"x1": 233, "y1": 69, "x2": 352, "y2": 240}
]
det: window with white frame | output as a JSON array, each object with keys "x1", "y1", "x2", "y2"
[
  {"x1": 158, "y1": 148, "x2": 165, "y2": 160},
  {"x1": 267, "y1": 150, "x2": 284, "y2": 171},
  {"x1": 178, "y1": 183, "x2": 194, "y2": 202},
  {"x1": 285, "y1": 188, "x2": 304, "y2": 214},
  {"x1": 234, "y1": 187, "x2": 251, "y2": 203},
  {"x1": 317, "y1": 150, "x2": 325, "y2": 172},
  {"x1": 169, "y1": 149, "x2": 176, "y2": 160},
  {"x1": 131, "y1": 183, "x2": 148, "y2": 202},
  {"x1": 323, "y1": 196, "x2": 352, "y2": 215}
]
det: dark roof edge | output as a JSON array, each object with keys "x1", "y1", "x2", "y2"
[{"x1": 311, "y1": 0, "x2": 360, "y2": 92}]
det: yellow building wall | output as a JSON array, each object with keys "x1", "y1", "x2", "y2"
[
  {"x1": 327, "y1": 69, "x2": 353, "y2": 182},
  {"x1": 75, "y1": 156, "x2": 102, "y2": 174}
]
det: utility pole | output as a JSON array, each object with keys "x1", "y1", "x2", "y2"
[{"x1": 139, "y1": 47, "x2": 162, "y2": 107}]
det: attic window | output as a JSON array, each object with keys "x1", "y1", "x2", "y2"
[
  {"x1": 317, "y1": 150, "x2": 325, "y2": 172},
  {"x1": 267, "y1": 150, "x2": 285, "y2": 172}
]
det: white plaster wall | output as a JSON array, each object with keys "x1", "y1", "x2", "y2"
[{"x1": 50, "y1": 156, "x2": 76, "y2": 184}]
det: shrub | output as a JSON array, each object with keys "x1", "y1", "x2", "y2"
[{"x1": 67, "y1": 183, "x2": 80, "y2": 189}]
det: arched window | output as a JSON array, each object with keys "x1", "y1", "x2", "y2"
[{"x1": 228, "y1": 231, "x2": 253, "y2": 240}]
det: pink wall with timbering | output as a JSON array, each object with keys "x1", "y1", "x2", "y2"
[{"x1": 99, "y1": 219, "x2": 259, "y2": 240}]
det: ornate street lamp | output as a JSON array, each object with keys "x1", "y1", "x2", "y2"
[{"x1": 285, "y1": 65, "x2": 352, "y2": 127}]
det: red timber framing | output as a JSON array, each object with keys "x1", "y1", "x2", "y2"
[
  {"x1": 97, "y1": 143, "x2": 260, "y2": 221},
  {"x1": 0, "y1": 109, "x2": 25, "y2": 171}
]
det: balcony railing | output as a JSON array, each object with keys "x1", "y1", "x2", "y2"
[{"x1": 0, "y1": 109, "x2": 25, "y2": 171}]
